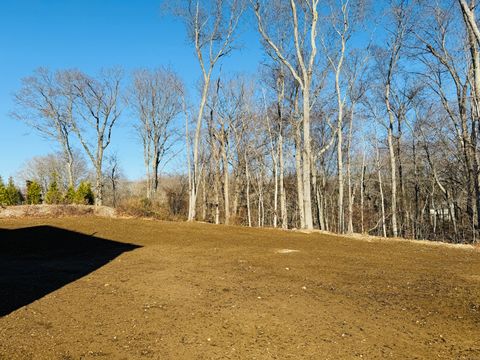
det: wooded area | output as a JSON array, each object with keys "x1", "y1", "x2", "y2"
[{"x1": 5, "y1": 0, "x2": 480, "y2": 244}]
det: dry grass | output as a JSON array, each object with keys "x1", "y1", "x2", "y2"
[
  {"x1": 0, "y1": 204, "x2": 117, "y2": 219},
  {"x1": 294, "y1": 228, "x2": 477, "y2": 251}
]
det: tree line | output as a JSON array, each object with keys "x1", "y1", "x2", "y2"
[
  {"x1": 9, "y1": 0, "x2": 480, "y2": 243},
  {"x1": 0, "y1": 175, "x2": 95, "y2": 207}
]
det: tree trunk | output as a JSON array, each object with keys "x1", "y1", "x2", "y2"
[
  {"x1": 322, "y1": 173, "x2": 329, "y2": 231},
  {"x1": 337, "y1": 117, "x2": 344, "y2": 233},
  {"x1": 386, "y1": 83, "x2": 398, "y2": 237},
  {"x1": 153, "y1": 149, "x2": 160, "y2": 197},
  {"x1": 387, "y1": 125, "x2": 398, "y2": 237},
  {"x1": 346, "y1": 106, "x2": 354, "y2": 234},
  {"x1": 360, "y1": 147, "x2": 366, "y2": 234},
  {"x1": 95, "y1": 162, "x2": 103, "y2": 206},
  {"x1": 189, "y1": 78, "x2": 210, "y2": 221},
  {"x1": 279, "y1": 132, "x2": 288, "y2": 229},
  {"x1": 232, "y1": 168, "x2": 240, "y2": 218},
  {"x1": 145, "y1": 147, "x2": 151, "y2": 199},
  {"x1": 64, "y1": 144, "x2": 75, "y2": 188},
  {"x1": 302, "y1": 88, "x2": 313, "y2": 229},
  {"x1": 214, "y1": 165, "x2": 220, "y2": 225},
  {"x1": 311, "y1": 154, "x2": 321, "y2": 230},
  {"x1": 465, "y1": 7, "x2": 480, "y2": 236},
  {"x1": 377, "y1": 153, "x2": 386, "y2": 238},
  {"x1": 245, "y1": 155, "x2": 252, "y2": 227},
  {"x1": 273, "y1": 161, "x2": 278, "y2": 228},
  {"x1": 413, "y1": 136, "x2": 419, "y2": 239},
  {"x1": 185, "y1": 109, "x2": 195, "y2": 220},
  {"x1": 396, "y1": 115, "x2": 406, "y2": 237},
  {"x1": 202, "y1": 172, "x2": 207, "y2": 221},
  {"x1": 221, "y1": 135, "x2": 230, "y2": 225},
  {"x1": 294, "y1": 120, "x2": 305, "y2": 229}
]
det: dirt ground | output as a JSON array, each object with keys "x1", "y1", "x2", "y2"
[{"x1": 0, "y1": 217, "x2": 479, "y2": 359}]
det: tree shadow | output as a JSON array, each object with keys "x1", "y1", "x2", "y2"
[{"x1": 0, "y1": 225, "x2": 140, "y2": 316}]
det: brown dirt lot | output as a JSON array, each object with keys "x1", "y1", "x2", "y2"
[{"x1": 0, "y1": 217, "x2": 479, "y2": 359}]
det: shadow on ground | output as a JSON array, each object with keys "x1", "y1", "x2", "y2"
[{"x1": 0, "y1": 225, "x2": 140, "y2": 316}]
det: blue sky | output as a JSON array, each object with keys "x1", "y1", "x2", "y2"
[{"x1": 0, "y1": 0, "x2": 263, "y2": 181}]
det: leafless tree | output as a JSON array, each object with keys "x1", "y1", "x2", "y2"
[
  {"x1": 11, "y1": 0, "x2": 480, "y2": 244},
  {"x1": 17, "y1": 151, "x2": 89, "y2": 193},
  {"x1": 66, "y1": 68, "x2": 123, "y2": 206},
  {"x1": 104, "y1": 152, "x2": 122, "y2": 208},
  {"x1": 253, "y1": 0, "x2": 320, "y2": 229},
  {"x1": 130, "y1": 68, "x2": 183, "y2": 199},
  {"x1": 169, "y1": 0, "x2": 245, "y2": 221},
  {"x1": 323, "y1": 0, "x2": 368, "y2": 233},
  {"x1": 12, "y1": 68, "x2": 76, "y2": 187},
  {"x1": 371, "y1": 1, "x2": 411, "y2": 237}
]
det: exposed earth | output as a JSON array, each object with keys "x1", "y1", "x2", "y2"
[{"x1": 0, "y1": 217, "x2": 479, "y2": 359}]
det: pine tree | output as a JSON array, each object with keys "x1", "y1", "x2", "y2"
[
  {"x1": 4, "y1": 177, "x2": 22, "y2": 206},
  {"x1": 64, "y1": 185, "x2": 76, "y2": 204},
  {"x1": 45, "y1": 178, "x2": 62, "y2": 204},
  {"x1": 26, "y1": 180, "x2": 42, "y2": 205},
  {"x1": 0, "y1": 177, "x2": 6, "y2": 206},
  {"x1": 75, "y1": 182, "x2": 94, "y2": 205}
]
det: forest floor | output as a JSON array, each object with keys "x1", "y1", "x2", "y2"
[{"x1": 0, "y1": 217, "x2": 479, "y2": 359}]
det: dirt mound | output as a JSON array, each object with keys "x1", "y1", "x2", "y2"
[{"x1": 0, "y1": 205, "x2": 117, "y2": 219}]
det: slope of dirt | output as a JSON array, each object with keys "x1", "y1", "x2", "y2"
[{"x1": 0, "y1": 217, "x2": 479, "y2": 359}]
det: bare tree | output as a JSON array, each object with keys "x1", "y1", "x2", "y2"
[
  {"x1": 458, "y1": 0, "x2": 480, "y2": 44},
  {"x1": 323, "y1": 0, "x2": 367, "y2": 233},
  {"x1": 104, "y1": 152, "x2": 122, "y2": 208},
  {"x1": 130, "y1": 68, "x2": 183, "y2": 199},
  {"x1": 415, "y1": 0, "x2": 478, "y2": 239},
  {"x1": 375, "y1": 135, "x2": 387, "y2": 238},
  {"x1": 66, "y1": 68, "x2": 123, "y2": 206},
  {"x1": 275, "y1": 71, "x2": 289, "y2": 230},
  {"x1": 170, "y1": 0, "x2": 244, "y2": 221},
  {"x1": 13, "y1": 68, "x2": 76, "y2": 187},
  {"x1": 372, "y1": 1, "x2": 410, "y2": 237},
  {"x1": 458, "y1": 0, "x2": 480, "y2": 231},
  {"x1": 18, "y1": 151, "x2": 88, "y2": 193},
  {"x1": 12, "y1": 1, "x2": 480, "y2": 244},
  {"x1": 231, "y1": 86, "x2": 256, "y2": 227},
  {"x1": 216, "y1": 76, "x2": 250, "y2": 225},
  {"x1": 253, "y1": 0, "x2": 320, "y2": 229}
]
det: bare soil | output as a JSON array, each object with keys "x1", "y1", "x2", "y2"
[{"x1": 0, "y1": 217, "x2": 479, "y2": 359}]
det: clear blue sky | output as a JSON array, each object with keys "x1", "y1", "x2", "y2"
[{"x1": 0, "y1": 0, "x2": 262, "y2": 181}]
